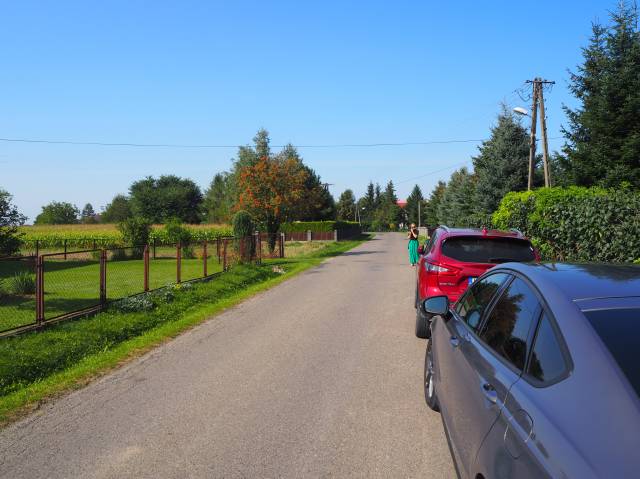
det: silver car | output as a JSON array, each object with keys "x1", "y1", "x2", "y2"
[{"x1": 422, "y1": 262, "x2": 640, "y2": 478}]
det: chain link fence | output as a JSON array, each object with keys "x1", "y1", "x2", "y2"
[{"x1": 0, "y1": 235, "x2": 284, "y2": 337}]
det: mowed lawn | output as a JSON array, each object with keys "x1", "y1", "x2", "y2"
[{"x1": 0, "y1": 255, "x2": 223, "y2": 332}]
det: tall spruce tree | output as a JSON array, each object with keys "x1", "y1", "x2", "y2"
[
  {"x1": 437, "y1": 168, "x2": 477, "y2": 227},
  {"x1": 336, "y1": 189, "x2": 356, "y2": 221},
  {"x1": 473, "y1": 108, "x2": 531, "y2": 214},
  {"x1": 423, "y1": 181, "x2": 446, "y2": 227},
  {"x1": 405, "y1": 184, "x2": 424, "y2": 226},
  {"x1": 562, "y1": 2, "x2": 640, "y2": 187}
]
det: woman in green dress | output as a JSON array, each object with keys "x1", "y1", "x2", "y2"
[{"x1": 407, "y1": 223, "x2": 419, "y2": 266}]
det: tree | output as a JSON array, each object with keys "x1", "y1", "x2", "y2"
[
  {"x1": 80, "y1": 203, "x2": 97, "y2": 224},
  {"x1": 0, "y1": 189, "x2": 26, "y2": 255},
  {"x1": 336, "y1": 189, "x2": 357, "y2": 221},
  {"x1": 35, "y1": 201, "x2": 79, "y2": 224},
  {"x1": 437, "y1": 168, "x2": 477, "y2": 227},
  {"x1": 405, "y1": 184, "x2": 425, "y2": 226},
  {"x1": 373, "y1": 181, "x2": 402, "y2": 230},
  {"x1": 101, "y1": 194, "x2": 132, "y2": 223},
  {"x1": 129, "y1": 175, "x2": 203, "y2": 224},
  {"x1": 203, "y1": 173, "x2": 233, "y2": 223},
  {"x1": 561, "y1": 2, "x2": 640, "y2": 188},
  {"x1": 361, "y1": 182, "x2": 376, "y2": 224},
  {"x1": 473, "y1": 108, "x2": 531, "y2": 215},
  {"x1": 235, "y1": 152, "x2": 308, "y2": 244},
  {"x1": 423, "y1": 181, "x2": 446, "y2": 227}
]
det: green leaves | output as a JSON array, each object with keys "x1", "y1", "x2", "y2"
[{"x1": 493, "y1": 186, "x2": 640, "y2": 263}]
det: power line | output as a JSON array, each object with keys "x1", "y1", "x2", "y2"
[{"x1": 0, "y1": 136, "x2": 487, "y2": 149}]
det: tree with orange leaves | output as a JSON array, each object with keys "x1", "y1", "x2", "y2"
[{"x1": 236, "y1": 153, "x2": 308, "y2": 247}]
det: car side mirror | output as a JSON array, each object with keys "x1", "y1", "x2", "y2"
[
  {"x1": 422, "y1": 296, "x2": 449, "y2": 316},
  {"x1": 417, "y1": 245, "x2": 424, "y2": 255}
]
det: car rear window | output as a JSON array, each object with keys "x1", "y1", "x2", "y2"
[
  {"x1": 584, "y1": 308, "x2": 640, "y2": 398},
  {"x1": 441, "y1": 237, "x2": 535, "y2": 263}
]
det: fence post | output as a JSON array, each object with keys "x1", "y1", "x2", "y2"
[
  {"x1": 217, "y1": 237, "x2": 221, "y2": 264},
  {"x1": 153, "y1": 238, "x2": 157, "y2": 259},
  {"x1": 177, "y1": 243, "x2": 182, "y2": 283},
  {"x1": 279, "y1": 232, "x2": 285, "y2": 258},
  {"x1": 334, "y1": 229, "x2": 338, "y2": 241},
  {"x1": 222, "y1": 238, "x2": 228, "y2": 271},
  {"x1": 307, "y1": 230, "x2": 312, "y2": 242},
  {"x1": 64, "y1": 239, "x2": 67, "y2": 260},
  {"x1": 36, "y1": 256, "x2": 44, "y2": 326},
  {"x1": 144, "y1": 245, "x2": 149, "y2": 292},
  {"x1": 203, "y1": 241, "x2": 208, "y2": 277},
  {"x1": 255, "y1": 232, "x2": 261, "y2": 264},
  {"x1": 100, "y1": 250, "x2": 107, "y2": 306}
]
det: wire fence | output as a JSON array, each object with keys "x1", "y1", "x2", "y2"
[{"x1": 0, "y1": 234, "x2": 279, "y2": 336}]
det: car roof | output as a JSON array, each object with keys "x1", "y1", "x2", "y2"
[
  {"x1": 496, "y1": 262, "x2": 640, "y2": 304},
  {"x1": 436, "y1": 226, "x2": 526, "y2": 239}
]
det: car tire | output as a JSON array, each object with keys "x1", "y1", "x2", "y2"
[
  {"x1": 424, "y1": 339, "x2": 439, "y2": 411},
  {"x1": 415, "y1": 308, "x2": 431, "y2": 339}
]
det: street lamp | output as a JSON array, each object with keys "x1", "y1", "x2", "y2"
[{"x1": 513, "y1": 106, "x2": 529, "y2": 117}]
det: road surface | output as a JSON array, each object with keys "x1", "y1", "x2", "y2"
[{"x1": 0, "y1": 233, "x2": 455, "y2": 478}]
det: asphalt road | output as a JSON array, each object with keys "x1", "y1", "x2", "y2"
[{"x1": 0, "y1": 233, "x2": 455, "y2": 478}]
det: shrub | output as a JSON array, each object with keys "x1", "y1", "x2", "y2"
[
  {"x1": 232, "y1": 211, "x2": 255, "y2": 262},
  {"x1": 2, "y1": 271, "x2": 36, "y2": 295},
  {"x1": 493, "y1": 187, "x2": 640, "y2": 262},
  {"x1": 117, "y1": 218, "x2": 151, "y2": 258},
  {"x1": 163, "y1": 219, "x2": 195, "y2": 258}
]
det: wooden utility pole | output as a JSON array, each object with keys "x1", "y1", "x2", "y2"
[
  {"x1": 525, "y1": 78, "x2": 554, "y2": 190},
  {"x1": 527, "y1": 82, "x2": 539, "y2": 191},
  {"x1": 538, "y1": 83, "x2": 551, "y2": 187}
]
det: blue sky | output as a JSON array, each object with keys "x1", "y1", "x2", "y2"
[{"x1": 1, "y1": 0, "x2": 614, "y2": 222}]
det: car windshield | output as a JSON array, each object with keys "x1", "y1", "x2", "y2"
[
  {"x1": 441, "y1": 237, "x2": 536, "y2": 263},
  {"x1": 584, "y1": 308, "x2": 640, "y2": 398}
]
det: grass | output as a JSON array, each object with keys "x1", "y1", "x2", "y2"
[{"x1": 0, "y1": 235, "x2": 370, "y2": 426}]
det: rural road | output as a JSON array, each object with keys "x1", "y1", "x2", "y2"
[{"x1": 0, "y1": 233, "x2": 455, "y2": 478}]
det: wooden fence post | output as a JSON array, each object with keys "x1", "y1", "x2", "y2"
[
  {"x1": 222, "y1": 239, "x2": 228, "y2": 271},
  {"x1": 334, "y1": 229, "x2": 338, "y2": 241},
  {"x1": 143, "y1": 245, "x2": 149, "y2": 292},
  {"x1": 36, "y1": 255, "x2": 44, "y2": 325},
  {"x1": 177, "y1": 243, "x2": 182, "y2": 283},
  {"x1": 279, "y1": 232, "x2": 285, "y2": 258},
  {"x1": 100, "y1": 250, "x2": 107, "y2": 306},
  {"x1": 203, "y1": 241, "x2": 208, "y2": 277}
]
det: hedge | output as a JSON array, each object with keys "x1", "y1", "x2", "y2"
[
  {"x1": 279, "y1": 221, "x2": 360, "y2": 233},
  {"x1": 493, "y1": 187, "x2": 640, "y2": 263}
]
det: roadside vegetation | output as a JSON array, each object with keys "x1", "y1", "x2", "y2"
[{"x1": 0, "y1": 236, "x2": 369, "y2": 426}]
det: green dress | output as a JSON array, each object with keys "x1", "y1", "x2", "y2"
[{"x1": 408, "y1": 231, "x2": 419, "y2": 265}]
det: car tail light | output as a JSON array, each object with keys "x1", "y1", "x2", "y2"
[{"x1": 425, "y1": 262, "x2": 452, "y2": 273}]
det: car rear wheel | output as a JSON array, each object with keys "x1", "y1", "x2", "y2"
[
  {"x1": 415, "y1": 308, "x2": 431, "y2": 339},
  {"x1": 424, "y1": 339, "x2": 439, "y2": 411}
]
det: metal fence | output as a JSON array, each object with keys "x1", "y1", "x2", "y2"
[{"x1": 0, "y1": 234, "x2": 280, "y2": 337}]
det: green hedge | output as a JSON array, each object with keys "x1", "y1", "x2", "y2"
[
  {"x1": 280, "y1": 221, "x2": 360, "y2": 233},
  {"x1": 493, "y1": 187, "x2": 640, "y2": 262}
]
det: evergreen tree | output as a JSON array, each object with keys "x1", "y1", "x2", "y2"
[
  {"x1": 437, "y1": 168, "x2": 477, "y2": 227},
  {"x1": 473, "y1": 108, "x2": 531, "y2": 214},
  {"x1": 373, "y1": 180, "x2": 401, "y2": 230},
  {"x1": 423, "y1": 181, "x2": 446, "y2": 227},
  {"x1": 405, "y1": 184, "x2": 424, "y2": 226},
  {"x1": 336, "y1": 189, "x2": 356, "y2": 221},
  {"x1": 203, "y1": 173, "x2": 233, "y2": 223},
  {"x1": 361, "y1": 181, "x2": 376, "y2": 223},
  {"x1": 562, "y1": 2, "x2": 640, "y2": 187}
]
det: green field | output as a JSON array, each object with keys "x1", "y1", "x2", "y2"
[{"x1": 0, "y1": 255, "x2": 223, "y2": 332}]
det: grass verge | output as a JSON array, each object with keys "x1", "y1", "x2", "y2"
[{"x1": 0, "y1": 235, "x2": 370, "y2": 427}]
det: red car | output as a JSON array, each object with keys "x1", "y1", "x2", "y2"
[{"x1": 414, "y1": 226, "x2": 538, "y2": 338}]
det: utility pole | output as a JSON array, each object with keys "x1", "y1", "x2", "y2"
[
  {"x1": 525, "y1": 78, "x2": 555, "y2": 190},
  {"x1": 527, "y1": 81, "x2": 539, "y2": 191},
  {"x1": 538, "y1": 84, "x2": 551, "y2": 187}
]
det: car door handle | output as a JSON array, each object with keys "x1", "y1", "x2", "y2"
[
  {"x1": 449, "y1": 336, "x2": 460, "y2": 348},
  {"x1": 482, "y1": 383, "x2": 498, "y2": 404}
]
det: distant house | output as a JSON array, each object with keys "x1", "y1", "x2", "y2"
[{"x1": 397, "y1": 200, "x2": 407, "y2": 209}]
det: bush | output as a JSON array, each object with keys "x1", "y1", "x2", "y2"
[
  {"x1": 280, "y1": 221, "x2": 359, "y2": 233},
  {"x1": 2, "y1": 271, "x2": 36, "y2": 295},
  {"x1": 117, "y1": 218, "x2": 151, "y2": 257},
  {"x1": 162, "y1": 219, "x2": 195, "y2": 258},
  {"x1": 232, "y1": 211, "x2": 255, "y2": 262},
  {"x1": 493, "y1": 186, "x2": 640, "y2": 262}
]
